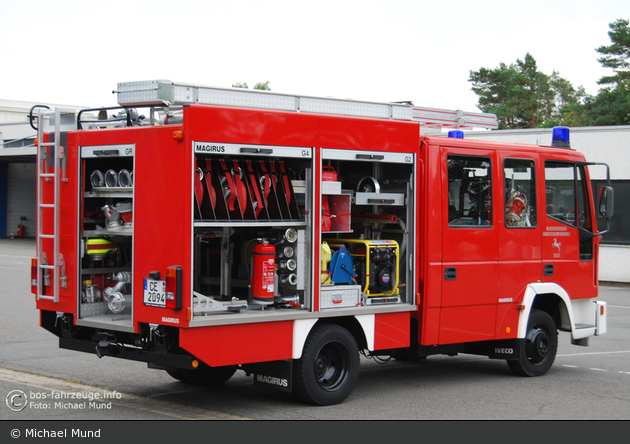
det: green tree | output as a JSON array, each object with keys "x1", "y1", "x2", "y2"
[
  {"x1": 469, "y1": 54, "x2": 581, "y2": 129},
  {"x1": 577, "y1": 19, "x2": 630, "y2": 126},
  {"x1": 469, "y1": 61, "x2": 518, "y2": 129},
  {"x1": 550, "y1": 72, "x2": 585, "y2": 110},
  {"x1": 540, "y1": 73, "x2": 587, "y2": 127},
  {"x1": 596, "y1": 18, "x2": 630, "y2": 87},
  {"x1": 253, "y1": 81, "x2": 271, "y2": 91},
  {"x1": 232, "y1": 81, "x2": 271, "y2": 91}
]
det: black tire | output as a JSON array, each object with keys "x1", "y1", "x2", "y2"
[
  {"x1": 168, "y1": 364, "x2": 237, "y2": 386},
  {"x1": 508, "y1": 309, "x2": 558, "y2": 377},
  {"x1": 293, "y1": 323, "x2": 360, "y2": 406},
  {"x1": 166, "y1": 369, "x2": 186, "y2": 382}
]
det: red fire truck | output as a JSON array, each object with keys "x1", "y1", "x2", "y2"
[{"x1": 31, "y1": 80, "x2": 611, "y2": 405}]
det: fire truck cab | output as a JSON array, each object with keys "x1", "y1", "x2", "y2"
[{"x1": 32, "y1": 81, "x2": 610, "y2": 405}]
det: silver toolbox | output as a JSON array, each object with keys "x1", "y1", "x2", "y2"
[
  {"x1": 320, "y1": 285, "x2": 362, "y2": 309},
  {"x1": 321, "y1": 181, "x2": 342, "y2": 194}
]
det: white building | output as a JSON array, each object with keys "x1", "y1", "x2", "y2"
[{"x1": 1, "y1": 100, "x2": 88, "y2": 239}]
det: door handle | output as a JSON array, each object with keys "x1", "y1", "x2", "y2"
[
  {"x1": 544, "y1": 264, "x2": 554, "y2": 276},
  {"x1": 444, "y1": 267, "x2": 457, "y2": 281}
]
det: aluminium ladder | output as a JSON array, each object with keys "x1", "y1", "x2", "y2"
[
  {"x1": 35, "y1": 108, "x2": 72, "y2": 302},
  {"x1": 115, "y1": 80, "x2": 498, "y2": 130}
]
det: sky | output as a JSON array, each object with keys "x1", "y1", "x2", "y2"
[{"x1": 1, "y1": 0, "x2": 629, "y2": 114}]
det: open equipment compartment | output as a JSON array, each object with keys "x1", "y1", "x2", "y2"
[
  {"x1": 191, "y1": 143, "x2": 314, "y2": 318},
  {"x1": 320, "y1": 148, "x2": 415, "y2": 307},
  {"x1": 77, "y1": 144, "x2": 135, "y2": 330}
]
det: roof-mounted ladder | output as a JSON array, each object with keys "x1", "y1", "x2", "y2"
[
  {"x1": 115, "y1": 80, "x2": 498, "y2": 130},
  {"x1": 35, "y1": 108, "x2": 73, "y2": 302}
]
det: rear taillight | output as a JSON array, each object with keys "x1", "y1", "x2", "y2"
[
  {"x1": 165, "y1": 265, "x2": 183, "y2": 310},
  {"x1": 31, "y1": 258, "x2": 38, "y2": 295}
]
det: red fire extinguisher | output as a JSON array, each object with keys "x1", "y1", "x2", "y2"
[
  {"x1": 251, "y1": 241, "x2": 276, "y2": 305},
  {"x1": 17, "y1": 224, "x2": 24, "y2": 238}
]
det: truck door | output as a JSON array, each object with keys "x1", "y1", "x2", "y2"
[
  {"x1": 440, "y1": 147, "x2": 498, "y2": 344},
  {"x1": 496, "y1": 154, "x2": 541, "y2": 339},
  {"x1": 541, "y1": 158, "x2": 597, "y2": 299}
]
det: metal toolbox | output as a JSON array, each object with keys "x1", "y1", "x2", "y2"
[
  {"x1": 320, "y1": 285, "x2": 362, "y2": 309},
  {"x1": 321, "y1": 181, "x2": 342, "y2": 195}
]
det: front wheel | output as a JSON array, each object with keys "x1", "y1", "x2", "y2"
[
  {"x1": 293, "y1": 323, "x2": 360, "y2": 406},
  {"x1": 508, "y1": 309, "x2": 558, "y2": 377}
]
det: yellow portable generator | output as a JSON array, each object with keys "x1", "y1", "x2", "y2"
[{"x1": 326, "y1": 239, "x2": 399, "y2": 297}]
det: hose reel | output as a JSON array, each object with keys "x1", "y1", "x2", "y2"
[{"x1": 356, "y1": 176, "x2": 380, "y2": 194}]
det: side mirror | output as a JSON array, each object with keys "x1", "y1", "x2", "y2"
[{"x1": 598, "y1": 186, "x2": 614, "y2": 219}]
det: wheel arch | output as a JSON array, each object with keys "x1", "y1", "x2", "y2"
[
  {"x1": 518, "y1": 283, "x2": 573, "y2": 338},
  {"x1": 293, "y1": 316, "x2": 369, "y2": 359}
]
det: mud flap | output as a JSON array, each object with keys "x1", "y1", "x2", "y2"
[
  {"x1": 249, "y1": 359, "x2": 292, "y2": 393},
  {"x1": 488, "y1": 339, "x2": 522, "y2": 360}
]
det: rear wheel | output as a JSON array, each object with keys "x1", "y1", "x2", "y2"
[
  {"x1": 508, "y1": 309, "x2": 558, "y2": 377},
  {"x1": 168, "y1": 364, "x2": 237, "y2": 386},
  {"x1": 293, "y1": 323, "x2": 360, "y2": 406},
  {"x1": 166, "y1": 369, "x2": 186, "y2": 382}
]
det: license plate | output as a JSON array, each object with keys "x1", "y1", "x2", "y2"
[{"x1": 143, "y1": 278, "x2": 166, "y2": 307}]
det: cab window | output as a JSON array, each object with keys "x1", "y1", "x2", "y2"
[
  {"x1": 545, "y1": 161, "x2": 576, "y2": 226},
  {"x1": 448, "y1": 155, "x2": 492, "y2": 227},
  {"x1": 544, "y1": 160, "x2": 594, "y2": 260},
  {"x1": 504, "y1": 159, "x2": 537, "y2": 227}
]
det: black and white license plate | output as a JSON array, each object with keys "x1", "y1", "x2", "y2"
[{"x1": 143, "y1": 278, "x2": 166, "y2": 307}]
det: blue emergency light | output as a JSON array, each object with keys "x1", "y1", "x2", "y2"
[
  {"x1": 551, "y1": 126, "x2": 571, "y2": 148},
  {"x1": 448, "y1": 130, "x2": 464, "y2": 139}
]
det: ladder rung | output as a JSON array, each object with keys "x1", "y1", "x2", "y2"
[
  {"x1": 39, "y1": 142, "x2": 56, "y2": 147},
  {"x1": 38, "y1": 295, "x2": 55, "y2": 301},
  {"x1": 40, "y1": 173, "x2": 56, "y2": 178},
  {"x1": 40, "y1": 265, "x2": 55, "y2": 270},
  {"x1": 39, "y1": 204, "x2": 55, "y2": 208},
  {"x1": 39, "y1": 234, "x2": 55, "y2": 239}
]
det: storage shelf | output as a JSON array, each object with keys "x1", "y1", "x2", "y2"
[
  {"x1": 83, "y1": 228, "x2": 133, "y2": 237},
  {"x1": 81, "y1": 267, "x2": 131, "y2": 275},
  {"x1": 85, "y1": 188, "x2": 133, "y2": 199},
  {"x1": 194, "y1": 220, "x2": 307, "y2": 228}
]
